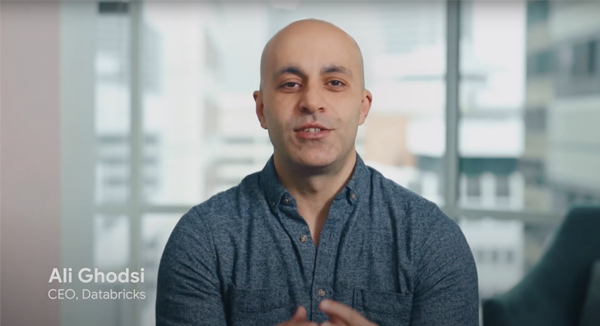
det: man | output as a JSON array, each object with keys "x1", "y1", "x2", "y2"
[{"x1": 156, "y1": 19, "x2": 479, "y2": 326}]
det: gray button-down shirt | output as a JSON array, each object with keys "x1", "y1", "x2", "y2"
[{"x1": 156, "y1": 154, "x2": 479, "y2": 326}]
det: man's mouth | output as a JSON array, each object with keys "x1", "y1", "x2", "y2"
[
  {"x1": 303, "y1": 128, "x2": 323, "y2": 133},
  {"x1": 295, "y1": 127, "x2": 331, "y2": 139}
]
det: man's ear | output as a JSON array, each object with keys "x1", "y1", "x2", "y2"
[
  {"x1": 358, "y1": 89, "x2": 372, "y2": 125},
  {"x1": 253, "y1": 90, "x2": 268, "y2": 129}
]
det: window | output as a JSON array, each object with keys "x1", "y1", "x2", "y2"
[
  {"x1": 524, "y1": 107, "x2": 547, "y2": 132},
  {"x1": 527, "y1": 0, "x2": 549, "y2": 26},
  {"x1": 572, "y1": 41, "x2": 597, "y2": 77},
  {"x1": 456, "y1": 0, "x2": 599, "y2": 303},
  {"x1": 527, "y1": 50, "x2": 554, "y2": 77},
  {"x1": 506, "y1": 250, "x2": 515, "y2": 264},
  {"x1": 476, "y1": 249, "x2": 485, "y2": 263},
  {"x1": 497, "y1": 175, "x2": 510, "y2": 197},
  {"x1": 466, "y1": 175, "x2": 481, "y2": 197},
  {"x1": 459, "y1": 1, "x2": 600, "y2": 213},
  {"x1": 459, "y1": 218, "x2": 526, "y2": 299},
  {"x1": 60, "y1": 1, "x2": 599, "y2": 325},
  {"x1": 491, "y1": 249, "x2": 499, "y2": 263}
]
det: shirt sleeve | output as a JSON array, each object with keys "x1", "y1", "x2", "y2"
[
  {"x1": 156, "y1": 208, "x2": 228, "y2": 326},
  {"x1": 409, "y1": 204, "x2": 479, "y2": 326}
]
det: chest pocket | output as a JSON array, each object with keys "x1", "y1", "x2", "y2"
[
  {"x1": 353, "y1": 289, "x2": 413, "y2": 326},
  {"x1": 228, "y1": 284, "x2": 292, "y2": 326}
]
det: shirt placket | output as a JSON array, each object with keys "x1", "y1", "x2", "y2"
[
  {"x1": 277, "y1": 197, "x2": 318, "y2": 317},
  {"x1": 276, "y1": 193, "x2": 354, "y2": 323},
  {"x1": 309, "y1": 198, "x2": 353, "y2": 323}
]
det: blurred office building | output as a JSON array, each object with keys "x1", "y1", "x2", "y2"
[
  {"x1": 523, "y1": 0, "x2": 600, "y2": 211},
  {"x1": 459, "y1": 218, "x2": 525, "y2": 299}
]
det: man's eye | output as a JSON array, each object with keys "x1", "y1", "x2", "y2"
[
  {"x1": 281, "y1": 82, "x2": 300, "y2": 88},
  {"x1": 329, "y1": 80, "x2": 345, "y2": 87}
]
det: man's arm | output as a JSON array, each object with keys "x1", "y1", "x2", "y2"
[
  {"x1": 156, "y1": 208, "x2": 227, "y2": 326},
  {"x1": 410, "y1": 205, "x2": 479, "y2": 326}
]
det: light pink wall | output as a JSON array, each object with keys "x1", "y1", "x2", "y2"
[{"x1": 1, "y1": 2, "x2": 61, "y2": 325}]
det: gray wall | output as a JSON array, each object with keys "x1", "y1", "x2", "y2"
[{"x1": 1, "y1": 2, "x2": 61, "y2": 326}]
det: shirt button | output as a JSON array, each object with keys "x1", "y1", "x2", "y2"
[
  {"x1": 318, "y1": 289, "x2": 326, "y2": 297},
  {"x1": 283, "y1": 197, "x2": 290, "y2": 204},
  {"x1": 300, "y1": 234, "x2": 308, "y2": 243},
  {"x1": 350, "y1": 193, "x2": 356, "y2": 200}
]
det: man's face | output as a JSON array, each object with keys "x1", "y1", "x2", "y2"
[{"x1": 254, "y1": 22, "x2": 372, "y2": 170}]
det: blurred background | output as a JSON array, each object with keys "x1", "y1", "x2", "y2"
[{"x1": 2, "y1": 1, "x2": 600, "y2": 326}]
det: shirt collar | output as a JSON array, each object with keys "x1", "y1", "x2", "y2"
[{"x1": 259, "y1": 152, "x2": 370, "y2": 208}]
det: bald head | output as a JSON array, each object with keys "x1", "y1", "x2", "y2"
[
  {"x1": 252, "y1": 18, "x2": 373, "y2": 173},
  {"x1": 259, "y1": 19, "x2": 365, "y2": 91}
]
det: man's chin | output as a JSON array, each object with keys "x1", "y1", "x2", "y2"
[{"x1": 291, "y1": 152, "x2": 337, "y2": 170}]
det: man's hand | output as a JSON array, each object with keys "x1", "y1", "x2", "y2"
[
  {"x1": 276, "y1": 305, "x2": 319, "y2": 326},
  {"x1": 318, "y1": 299, "x2": 377, "y2": 326}
]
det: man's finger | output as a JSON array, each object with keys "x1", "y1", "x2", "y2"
[
  {"x1": 319, "y1": 299, "x2": 366, "y2": 325},
  {"x1": 275, "y1": 306, "x2": 319, "y2": 326},
  {"x1": 322, "y1": 310, "x2": 348, "y2": 326},
  {"x1": 319, "y1": 300, "x2": 354, "y2": 322},
  {"x1": 292, "y1": 305, "x2": 307, "y2": 321}
]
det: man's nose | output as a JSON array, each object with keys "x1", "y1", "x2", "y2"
[{"x1": 298, "y1": 83, "x2": 325, "y2": 114}]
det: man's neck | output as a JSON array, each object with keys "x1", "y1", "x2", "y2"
[{"x1": 273, "y1": 151, "x2": 357, "y2": 219}]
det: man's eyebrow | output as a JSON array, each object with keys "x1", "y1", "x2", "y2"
[
  {"x1": 273, "y1": 65, "x2": 307, "y2": 79},
  {"x1": 321, "y1": 64, "x2": 352, "y2": 77},
  {"x1": 273, "y1": 64, "x2": 353, "y2": 80}
]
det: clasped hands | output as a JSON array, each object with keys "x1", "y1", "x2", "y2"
[{"x1": 277, "y1": 299, "x2": 377, "y2": 326}]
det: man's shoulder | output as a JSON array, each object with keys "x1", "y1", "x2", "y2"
[
  {"x1": 178, "y1": 170, "x2": 268, "y2": 233},
  {"x1": 367, "y1": 165, "x2": 469, "y2": 261},
  {"x1": 366, "y1": 164, "x2": 457, "y2": 230},
  {"x1": 366, "y1": 164, "x2": 434, "y2": 211},
  {"x1": 189, "y1": 170, "x2": 262, "y2": 219}
]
